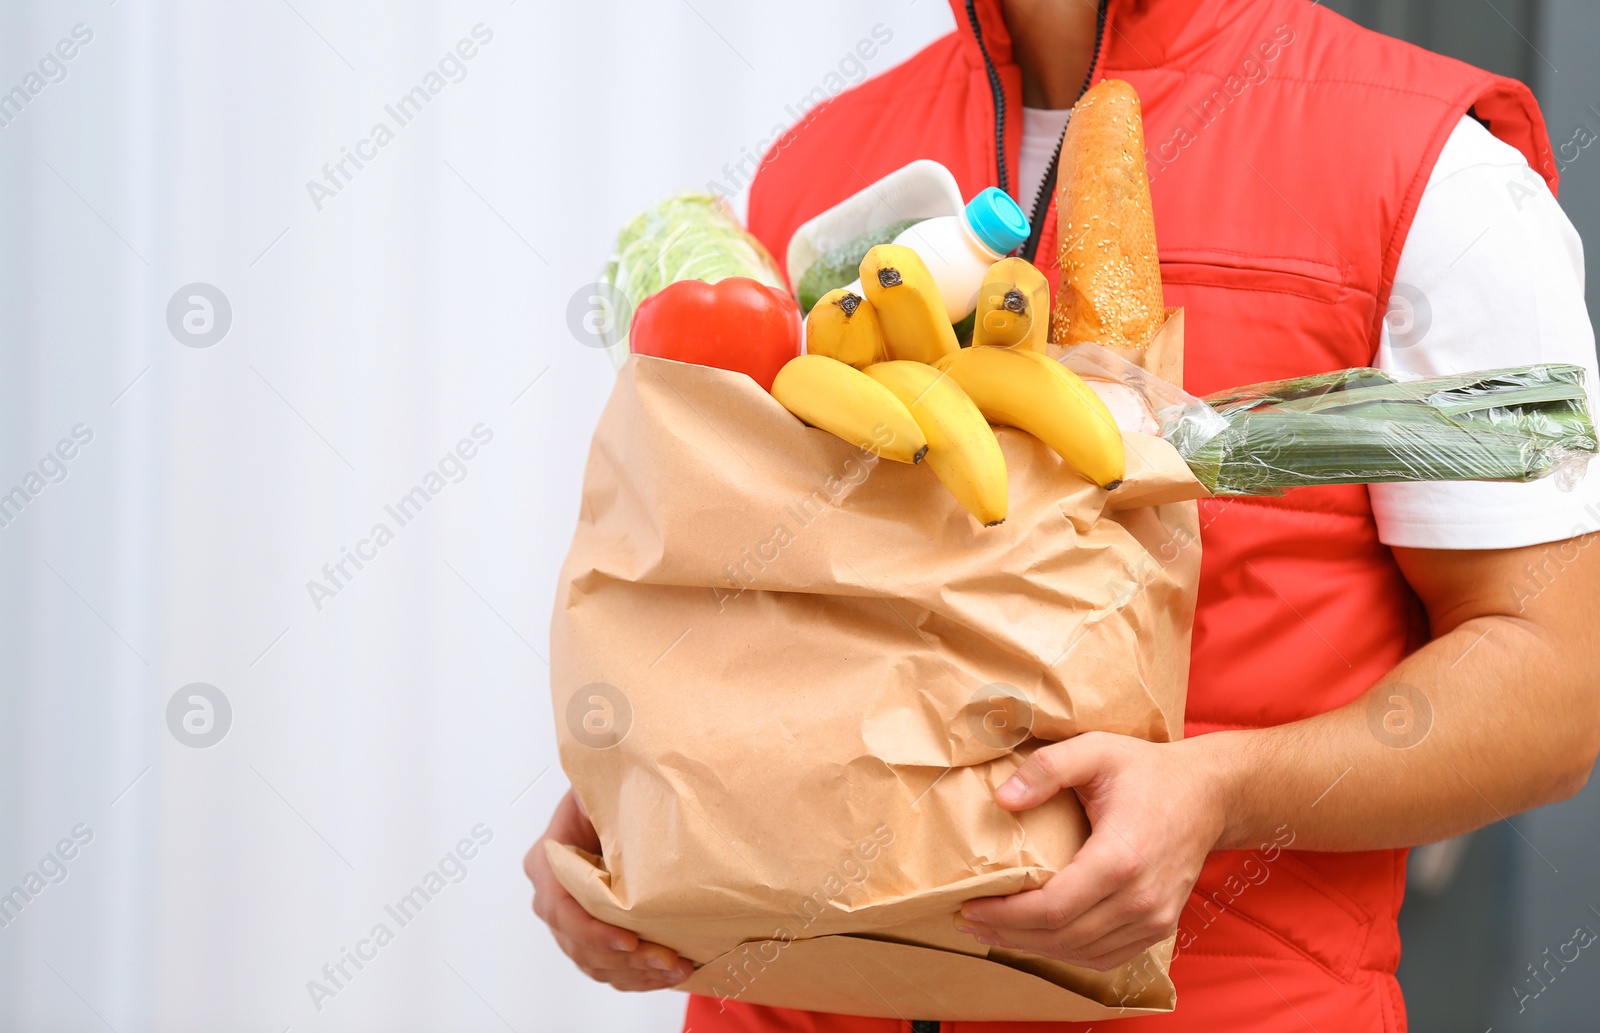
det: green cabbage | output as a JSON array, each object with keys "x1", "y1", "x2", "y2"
[{"x1": 599, "y1": 195, "x2": 786, "y2": 367}]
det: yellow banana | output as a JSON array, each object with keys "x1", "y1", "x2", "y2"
[
  {"x1": 973, "y1": 257, "x2": 1051, "y2": 353},
  {"x1": 805, "y1": 288, "x2": 888, "y2": 368},
  {"x1": 771, "y1": 354, "x2": 928, "y2": 465},
  {"x1": 862, "y1": 360, "x2": 1007, "y2": 525},
  {"x1": 934, "y1": 346, "x2": 1126, "y2": 489},
  {"x1": 859, "y1": 244, "x2": 960, "y2": 365}
]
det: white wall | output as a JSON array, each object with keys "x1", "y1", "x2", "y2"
[{"x1": 0, "y1": 2, "x2": 955, "y2": 1030}]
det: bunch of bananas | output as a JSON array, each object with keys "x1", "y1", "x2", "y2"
[{"x1": 771, "y1": 247, "x2": 1125, "y2": 527}]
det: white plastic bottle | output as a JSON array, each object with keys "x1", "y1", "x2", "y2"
[{"x1": 843, "y1": 186, "x2": 1032, "y2": 323}]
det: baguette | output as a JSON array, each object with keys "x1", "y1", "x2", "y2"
[{"x1": 1051, "y1": 79, "x2": 1165, "y2": 357}]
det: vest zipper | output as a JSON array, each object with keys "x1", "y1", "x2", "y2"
[
  {"x1": 1019, "y1": 0, "x2": 1109, "y2": 262},
  {"x1": 964, "y1": 0, "x2": 1011, "y2": 197},
  {"x1": 912, "y1": 7, "x2": 1109, "y2": 999}
]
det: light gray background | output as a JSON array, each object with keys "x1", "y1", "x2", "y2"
[
  {"x1": 0, "y1": 2, "x2": 954, "y2": 1030},
  {"x1": 1, "y1": 1, "x2": 1596, "y2": 1031}
]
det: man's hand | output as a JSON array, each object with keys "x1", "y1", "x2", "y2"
[
  {"x1": 525, "y1": 789, "x2": 696, "y2": 991},
  {"x1": 955, "y1": 732, "x2": 1226, "y2": 971},
  {"x1": 959, "y1": 535, "x2": 1600, "y2": 972}
]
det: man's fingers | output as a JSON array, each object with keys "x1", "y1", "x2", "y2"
[
  {"x1": 604, "y1": 968, "x2": 693, "y2": 992},
  {"x1": 560, "y1": 949, "x2": 686, "y2": 991},
  {"x1": 1071, "y1": 923, "x2": 1172, "y2": 965},
  {"x1": 525, "y1": 840, "x2": 642, "y2": 953},
  {"x1": 544, "y1": 894, "x2": 692, "y2": 979},
  {"x1": 972, "y1": 894, "x2": 1129, "y2": 954},
  {"x1": 969, "y1": 896, "x2": 1171, "y2": 960},
  {"x1": 528, "y1": 789, "x2": 690, "y2": 993},
  {"x1": 1074, "y1": 935, "x2": 1169, "y2": 973},
  {"x1": 629, "y1": 941, "x2": 693, "y2": 975},
  {"x1": 958, "y1": 916, "x2": 1168, "y2": 972},
  {"x1": 960, "y1": 835, "x2": 1137, "y2": 930},
  {"x1": 552, "y1": 929, "x2": 696, "y2": 988},
  {"x1": 547, "y1": 893, "x2": 640, "y2": 952},
  {"x1": 959, "y1": 874, "x2": 1180, "y2": 971},
  {"x1": 995, "y1": 736, "x2": 1105, "y2": 810},
  {"x1": 523, "y1": 840, "x2": 544, "y2": 884}
]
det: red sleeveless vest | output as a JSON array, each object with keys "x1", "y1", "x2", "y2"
[{"x1": 685, "y1": 2, "x2": 1557, "y2": 1030}]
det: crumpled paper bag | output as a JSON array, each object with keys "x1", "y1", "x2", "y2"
[{"x1": 549, "y1": 318, "x2": 1204, "y2": 1021}]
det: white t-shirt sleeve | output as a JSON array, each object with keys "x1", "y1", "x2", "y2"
[{"x1": 1370, "y1": 115, "x2": 1600, "y2": 550}]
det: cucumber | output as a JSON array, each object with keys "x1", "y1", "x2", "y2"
[{"x1": 797, "y1": 218, "x2": 924, "y2": 314}]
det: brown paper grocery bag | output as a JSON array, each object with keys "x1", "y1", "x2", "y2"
[{"x1": 549, "y1": 321, "x2": 1205, "y2": 1020}]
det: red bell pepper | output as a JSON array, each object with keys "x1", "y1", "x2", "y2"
[{"x1": 628, "y1": 277, "x2": 801, "y2": 392}]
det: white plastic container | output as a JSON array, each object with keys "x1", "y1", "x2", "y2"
[
  {"x1": 842, "y1": 187, "x2": 1031, "y2": 322},
  {"x1": 784, "y1": 159, "x2": 968, "y2": 288}
]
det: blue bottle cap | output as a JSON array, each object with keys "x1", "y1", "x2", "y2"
[{"x1": 964, "y1": 187, "x2": 1031, "y2": 255}]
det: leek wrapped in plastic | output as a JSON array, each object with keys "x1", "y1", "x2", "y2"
[{"x1": 1163, "y1": 364, "x2": 1598, "y2": 497}]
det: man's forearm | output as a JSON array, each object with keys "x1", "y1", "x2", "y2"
[{"x1": 1193, "y1": 607, "x2": 1598, "y2": 853}]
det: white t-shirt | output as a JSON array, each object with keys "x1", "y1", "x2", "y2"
[
  {"x1": 1020, "y1": 106, "x2": 1600, "y2": 550},
  {"x1": 1020, "y1": 106, "x2": 1074, "y2": 216}
]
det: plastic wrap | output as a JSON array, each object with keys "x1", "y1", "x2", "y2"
[
  {"x1": 598, "y1": 194, "x2": 786, "y2": 368},
  {"x1": 1163, "y1": 364, "x2": 1598, "y2": 497},
  {"x1": 1057, "y1": 341, "x2": 1225, "y2": 440}
]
